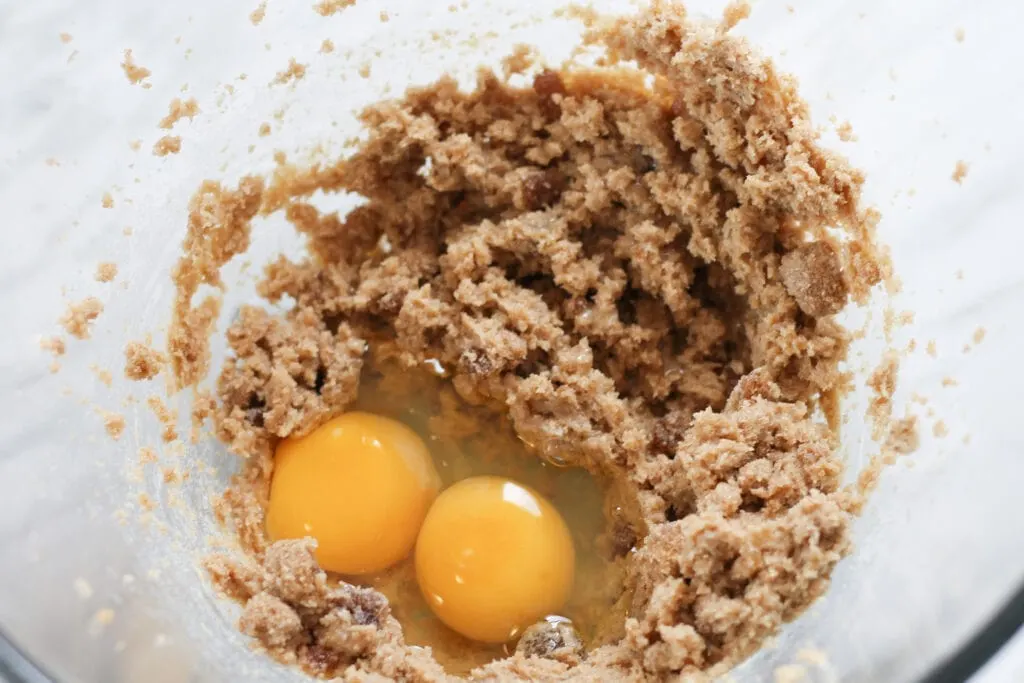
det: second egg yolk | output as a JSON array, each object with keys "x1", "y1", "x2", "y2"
[
  {"x1": 414, "y1": 476, "x2": 575, "y2": 644},
  {"x1": 266, "y1": 412, "x2": 441, "y2": 575}
]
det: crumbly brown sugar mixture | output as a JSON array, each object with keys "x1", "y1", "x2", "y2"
[
  {"x1": 60, "y1": 296, "x2": 104, "y2": 339},
  {"x1": 124, "y1": 340, "x2": 166, "y2": 381},
  {"x1": 154, "y1": 135, "x2": 183, "y2": 157},
  {"x1": 169, "y1": 4, "x2": 889, "y2": 680}
]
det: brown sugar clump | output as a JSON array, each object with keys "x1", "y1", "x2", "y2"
[
  {"x1": 867, "y1": 351, "x2": 899, "y2": 440},
  {"x1": 952, "y1": 160, "x2": 969, "y2": 184},
  {"x1": 40, "y1": 336, "x2": 66, "y2": 357},
  {"x1": 240, "y1": 592, "x2": 305, "y2": 649},
  {"x1": 215, "y1": 305, "x2": 364, "y2": 456},
  {"x1": 190, "y1": 389, "x2": 217, "y2": 441},
  {"x1": 780, "y1": 242, "x2": 848, "y2": 317},
  {"x1": 179, "y1": 2, "x2": 893, "y2": 679},
  {"x1": 885, "y1": 415, "x2": 919, "y2": 454},
  {"x1": 167, "y1": 177, "x2": 263, "y2": 390},
  {"x1": 836, "y1": 120, "x2": 857, "y2": 142},
  {"x1": 313, "y1": 0, "x2": 354, "y2": 17},
  {"x1": 95, "y1": 262, "x2": 118, "y2": 283},
  {"x1": 224, "y1": 539, "x2": 397, "y2": 666},
  {"x1": 261, "y1": 539, "x2": 330, "y2": 608},
  {"x1": 100, "y1": 410, "x2": 126, "y2": 440},
  {"x1": 147, "y1": 395, "x2": 178, "y2": 442},
  {"x1": 721, "y1": 0, "x2": 751, "y2": 31},
  {"x1": 124, "y1": 341, "x2": 166, "y2": 381},
  {"x1": 154, "y1": 136, "x2": 182, "y2": 156},
  {"x1": 92, "y1": 365, "x2": 113, "y2": 387},
  {"x1": 158, "y1": 98, "x2": 200, "y2": 129},
  {"x1": 121, "y1": 49, "x2": 151, "y2": 85},
  {"x1": 271, "y1": 58, "x2": 306, "y2": 85},
  {"x1": 60, "y1": 297, "x2": 104, "y2": 339},
  {"x1": 250, "y1": 1, "x2": 267, "y2": 25}
]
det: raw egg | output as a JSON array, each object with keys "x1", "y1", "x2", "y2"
[
  {"x1": 266, "y1": 411, "x2": 441, "y2": 575},
  {"x1": 414, "y1": 476, "x2": 575, "y2": 643}
]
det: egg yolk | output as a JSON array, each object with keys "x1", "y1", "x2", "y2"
[
  {"x1": 266, "y1": 412, "x2": 441, "y2": 575},
  {"x1": 414, "y1": 476, "x2": 575, "y2": 643}
]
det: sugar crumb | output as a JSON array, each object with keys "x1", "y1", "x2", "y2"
[
  {"x1": 886, "y1": 415, "x2": 920, "y2": 455},
  {"x1": 721, "y1": 1, "x2": 751, "y2": 31},
  {"x1": 139, "y1": 446, "x2": 158, "y2": 464},
  {"x1": 379, "y1": 10, "x2": 390, "y2": 22},
  {"x1": 867, "y1": 352, "x2": 900, "y2": 440},
  {"x1": 973, "y1": 326, "x2": 986, "y2": 344},
  {"x1": 941, "y1": 376, "x2": 958, "y2": 387},
  {"x1": 319, "y1": 39, "x2": 334, "y2": 53},
  {"x1": 836, "y1": 120, "x2": 857, "y2": 142},
  {"x1": 259, "y1": 122, "x2": 271, "y2": 137},
  {"x1": 250, "y1": 1, "x2": 267, "y2": 25},
  {"x1": 60, "y1": 32, "x2": 73, "y2": 44},
  {"x1": 313, "y1": 0, "x2": 354, "y2": 16},
  {"x1": 125, "y1": 340, "x2": 166, "y2": 381},
  {"x1": 91, "y1": 365, "x2": 113, "y2": 387},
  {"x1": 955, "y1": 27, "x2": 965, "y2": 42},
  {"x1": 147, "y1": 395, "x2": 178, "y2": 442},
  {"x1": 101, "y1": 193, "x2": 114, "y2": 208},
  {"x1": 138, "y1": 493, "x2": 156, "y2": 512},
  {"x1": 129, "y1": 139, "x2": 142, "y2": 151},
  {"x1": 121, "y1": 49, "x2": 151, "y2": 86},
  {"x1": 153, "y1": 136, "x2": 182, "y2": 156},
  {"x1": 95, "y1": 262, "x2": 118, "y2": 283},
  {"x1": 952, "y1": 160, "x2": 969, "y2": 184},
  {"x1": 158, "y1": 97, "x2": 200, "y2": 129},
  {"x1": 40, "y1": 336, "x2": 66, "y2": 357},
  {"x1": 933, "y1": 420, "x2": 949, "y2": 438},
  {"x1": 60, "y1": 297, "x2": 104, "y2": 339},
  {"x1": 358, "y1": 62, "x2": 371, "y2": 78},
  {"x1": 271, "y1": 58, "x2": 306, "y2": 85},
  {"x1": 99, "y1": 410, "x2": 126, "y2": 440},
  {"x1": 927, "y1": 340, "x2": 937, "y2": 357}
]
